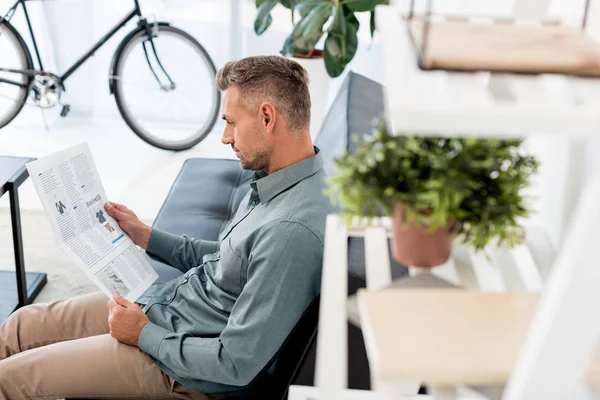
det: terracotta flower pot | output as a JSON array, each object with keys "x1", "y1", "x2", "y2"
[
  {"x1": 293, "y1": 49, "x2": 324, "y2": 59},
  {"x1": 391, "y1": 203, "x2": 453, "y2": 268}
]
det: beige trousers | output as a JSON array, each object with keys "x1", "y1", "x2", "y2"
[{"x1": 0, "y1": 292, "x2": 220, "y2": 400}]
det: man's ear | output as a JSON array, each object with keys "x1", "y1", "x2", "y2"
[{"x1": 259, "y1": 102, "x2": 276, "y2": 132}]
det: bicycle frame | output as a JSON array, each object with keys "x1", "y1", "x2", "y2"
[{"x1": 0, "y1": 0, "x2": 143, "y2": 86}]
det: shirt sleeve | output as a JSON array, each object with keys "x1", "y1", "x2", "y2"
[
  {"x1": 146, "y1": 228, "x2": 219, "y2": 273},
  {"x1": 138, "y1": 220, "x2": 323, "y2": 387}
]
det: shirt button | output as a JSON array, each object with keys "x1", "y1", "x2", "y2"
[
  {"x1": 183, "y1": 277, "x2": 189, "y2": 283},
  {"x1": 165, "y1": 296, "x2": 172, "y2": 301}
]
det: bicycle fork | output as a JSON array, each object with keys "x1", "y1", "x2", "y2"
[{"x1": 140, "y1": 19, "x2": 176, "y2": 92}]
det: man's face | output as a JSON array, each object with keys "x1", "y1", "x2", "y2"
[{"x1": 221, "y1": 88, "x2": 270, "y2": 171}]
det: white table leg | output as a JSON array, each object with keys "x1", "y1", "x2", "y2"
[
  {"x1": 315, "y1": 215, "x2": 348, "y2": 394},
  {"x1": 364, "y1": 227, "x2": 393, "y2": 290},
  {"x1": 504, "y1": 147, "x2": 600, "y2": 398}
]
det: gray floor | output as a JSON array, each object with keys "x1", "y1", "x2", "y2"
[{"x1": 0, "y1": 209, "x2": 97, "y2": 303}]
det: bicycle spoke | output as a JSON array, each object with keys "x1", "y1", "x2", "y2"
[
  {"x1": 110, "y1": 75, "x2": 208, "y2": 100},
  {"x1": 119, "y1": 77, "x2": 213, "y2": 120},
  {"x1": 109, "y1": 75, "x2": 166, "y2": 91}
]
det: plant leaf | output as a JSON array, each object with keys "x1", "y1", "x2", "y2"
[
  {"x1": 280, "y1": 0, "x2": 298, "y2": 9},
  {"x1": 345, "y1": 0, "x2": 387, "y2": 12},
  {"x1": 254, "y1": 0, "x2": 278, "y2": 35},
  {"x1": 324, "y1": 5, "x2": 359, "y2": 77},
  {"x1": 326, "y1": 118, "x2": 540, "y2": 251},
  {"x1": 297, "y1": 0, "x2": 331, "y2": 17},
  {"x1": 346, "y1": 5, "x2": 360, "y2": 32},
  {"x1": 281, "y1": 34, "x2": 296, "y2": 56},
  {"x1": 281, "y1": 4, "x2": 332, "y2": 55},
  {"x1": 281, "y1": 0, "x2": 299, "y2": 23}
]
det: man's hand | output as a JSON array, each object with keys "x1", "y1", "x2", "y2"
[
  {"x1": 104, "y1": 202, "x2": 152, "y2": 249},
  {"x1": 107, "y1": 296, "x2": 150, "y2": 346}
]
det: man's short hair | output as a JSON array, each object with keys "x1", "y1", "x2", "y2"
[{"x1": 216, "y1": 56, "x2": 311, "y2": 131}]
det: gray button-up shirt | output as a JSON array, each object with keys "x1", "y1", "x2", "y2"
[{"x1": 138, "y1": 148, "x2": 330, "y2": 394}]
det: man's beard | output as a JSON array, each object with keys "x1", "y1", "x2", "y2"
[{"x1": 240, "y1": 147, "x2": 270, "y2": 171}]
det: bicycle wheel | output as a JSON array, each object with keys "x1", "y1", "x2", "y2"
[
  {"x1": 0, "y1": 20, "x2": 32, "y2": 129},
  {"x1": 112, "y1": 24, "x2": 220, "y2": 151}
]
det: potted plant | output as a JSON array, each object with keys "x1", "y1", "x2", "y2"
[
  {"x1": 254, "y1": 0, "x2": 386, "y2": 136},
  {"x1": 253, "y1": 0, "x2": 388, "y2": 78},
  {"x1": 328, "y1": 121, "x2": 540, "y2": 267}
]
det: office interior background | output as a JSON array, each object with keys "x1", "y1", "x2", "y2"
[{"x1": 2, "y1": 0, "x2": 600, "y2": 398}]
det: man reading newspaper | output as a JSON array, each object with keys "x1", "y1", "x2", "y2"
[{"x1": 0, "y1": 56, "x2": 329, "y2": 399}]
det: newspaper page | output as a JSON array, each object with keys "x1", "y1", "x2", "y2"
[{"x1": 26, "y1": 143, "x2": 158, "y2": 302}]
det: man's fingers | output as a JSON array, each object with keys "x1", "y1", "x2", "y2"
[
  {"x1": 107, "y1": 298, "x2": 119, "y2": 311},
  {"x1": 113, "y1": 295, "x2": 136, "y2": 309},
  {"x1": 110, "y1": 202, "x2": 128, "y2": 212},
  {"x1": 104, "y1": 202, "x2": 116, "y2": 213},
  {"x1": 104, "y1": 202, "x2": 124, "y2": 218}
]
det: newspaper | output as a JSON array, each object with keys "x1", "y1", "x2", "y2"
[{"x1": 26, "y1": 143, "x2": 158, "y2": 302}]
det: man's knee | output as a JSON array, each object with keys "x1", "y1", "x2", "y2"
[
  {"x1": 0, "y1": 359, "x2": 16, "y2": 381},
  {"x1": 3, "y1": 303, "x2": 43, "y2": 335},
  {"x1": 5, "y1": 302, "x2": 46, "y2": 325},
  {"x1": 0, "y1": 357, "x2": 32, "y2": 398},
  {"x1": 0, "y1": 306, "x2": 33, "y2": 355},
  {"x1": 0, "y1": 303, "x2": 57, "y2": 358}
]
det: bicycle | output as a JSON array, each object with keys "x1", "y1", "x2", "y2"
[{"x1": 0, "y1": 0, "x2": 221, "y2": 151}]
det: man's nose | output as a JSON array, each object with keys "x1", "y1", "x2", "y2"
[{"x1": 221, "y1": 126, "x2": 233, "y2": 145}]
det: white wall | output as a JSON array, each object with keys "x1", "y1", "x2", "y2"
[{"x1": 42, "y1": 0, "x2": 97, "y2": 115}]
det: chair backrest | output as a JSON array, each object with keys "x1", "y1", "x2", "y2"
[
  {"x1": 239, "y1": 296, "x2": 320, "y2": 400},
  {"x1": 267, "y1": 296, "x2": 321, "y2": 400},
  {"x1": 314, "y1": 71, "x2": 385, "y2": 177}
]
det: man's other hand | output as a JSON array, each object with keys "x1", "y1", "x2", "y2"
[
  {"x1": 107, "y1": 296, "x2": 150, "y2": 346},
  {"x1": 104, "y1": 202, "x2": 152, "y2": 249}
]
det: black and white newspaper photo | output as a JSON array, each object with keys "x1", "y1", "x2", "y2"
[{"x1": 26, "y1": 143, "x2": 158, "y2": 302}]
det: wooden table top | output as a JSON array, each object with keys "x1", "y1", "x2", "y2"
[
  {"x1": 358, "y1": 289, "x2": 600, "y2": 386},
  {"x1": 409, "y1": 19, "x2": 600, "y2": 75}
]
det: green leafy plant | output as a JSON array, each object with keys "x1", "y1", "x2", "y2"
[
  {"x1": 254, "y1": 0, "x2": 388, "y2": 78},
  {"x1": 328, "y1": 121, "x2": 540, "y2": 250}
]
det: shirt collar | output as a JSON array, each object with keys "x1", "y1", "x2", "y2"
[{"x1": 250, "y1": 146, "x2": 323, "y2": 203}]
